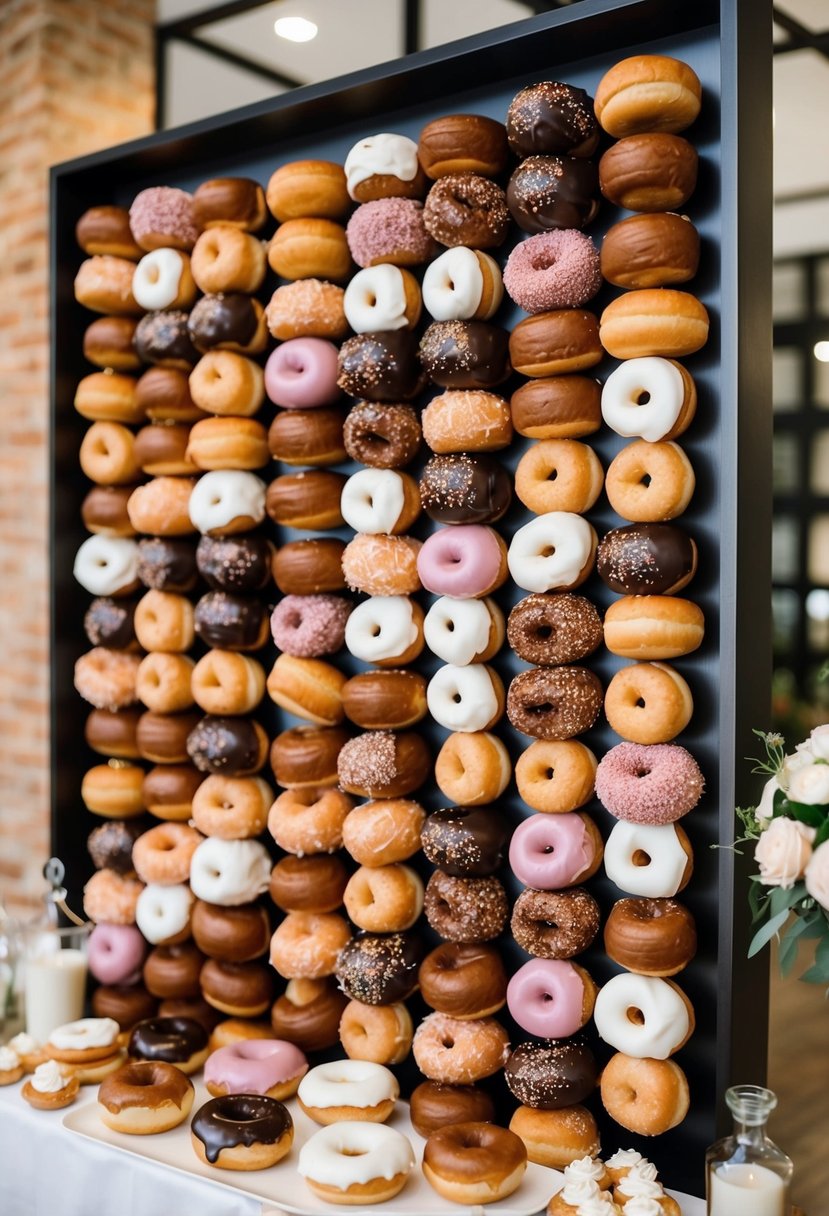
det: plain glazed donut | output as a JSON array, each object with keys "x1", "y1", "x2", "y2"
[
  {"x1": 297, "y1": 1121, "x2": 414, "y2": 1205},
  {"x1": 77, "y1": 205, "x2": 143, "y2": 259},
  {"x1": 604, "y1": 896, "x2": 697, "y2": 976},
  {"x1": 507, "y1": 666, "x2": 603, "y2": 740},
  {"x1": 509, "y1": 812, "x2": 604, "y2": 890},
  {"x1": 191, "y1": 651, "x2": 266, "y2": 715},
  {"x1": 269, "y1": 854, "x2": 347, "y2": 914},
  {"x1": 424, "y1": 871, "x2": 508, "y2": 943},
  {"x1": 343, "y1": 401, "x2": 422, "y2": 468},
  {"x1": 342, "y1": 671, "x2": 422, "y2": 730},
  {"x1": 339, "y1": 999, "x2": 414, "y2": 1065},
  {"x1": 341, "y1": 534, "x2": 422, "y2": 597},
  {"x1": 74, "y1": 255, "x2": 141, "y2": 315},
  {"x1": 419, "y1": 113, "x2": 509, "y2": 177},
  {"x1": 189, "y1": 350, "x2": 264, "y2": 418},
  {"x1": 190, "y1": 226, "x2": 266, "y2": 294},
  {"x1": 423, "y1": 1122, "x2": 527, "y2": 1206},
  {"x1": 189, "y1": 837, "x2": 271, "y2": 905},
  {"x1": 269, "y1": 912, "x2": 350, "y2": 980},
  {"x1": 132, "y1": 823, "x2": 203, "y2": 886},
  {"x1": 604, "y1": 595, "x2": 705, "y2": 660},
  {"x1": 270, "y1": 725, "x2": 349, "y2": 790},
  {"x1": 511, "y1": 376, "x2": 601, "y2": 440},
  {"x1": 506, "y1": 958, "x2": 597, "y2": 1039},
  {"x1": 600, "y1": 1052, "x2": 690, "y2": 1135},
  {"x1": 509, "y1": 1104, "x2": 600, "y2": 1170},
  {"x1": 511, "y1": 888, "x2": 600, "y2": 959},
  {"x1": 344, "y1": 596, "x2": 424, "y2": 667},
  {"x1": 413, "y1": 1013, "x2": 509, "y2": 1083},
  {"x1": 507, "y1": 593, "x2": 603, "y2": 667},
  {"x1": 435, "y1": 731, "x2": 512, "y2": 806},
  {"x1": 595, "y1": 740, "x2": 704, "y2": 823},
  {"x1": 75, "y1": 648, "x2": 141, "y2": 712},
  {"x1": 606, "y1": 440, "x2": 695, "y2": 522},
  {"x1": 594, "y1": 973, "x2": 693, "y2": 1059},
  {"x1": 604, "y1": 820, "x2": 693, "y2": 897},
  {"x1": 598, "y1": 355, "x2": 695, "y2": 442},
  {"x1": 515, "y1": 739, "x2": 597, "y2": 813},
  {"x1": 504, "y1": 230, "x2": 601, "y2": 313},
  {"x1": 417, "y1": 525, "x2": 508, "y2": 598},
  {"x1": 427, "y1": 664, "x2": 504, "y2": 733},
  {"x1": 136, "y1": 653, "x2": 195, "y2": 714},
  {"x1": 199, "y1": 958, "x2": 275, "y2": 1017},
  {"x1": 135, "y1": 883, "x2": 194, "y2": 946},
  {"x1": 422, "y1": 247, "x2": 503, "y2": 322},
  {"x1": 594, "y1": 54, "x2": 702, "y2": 137},
  {"x1": 600, "y1": 289, "x2": 710, "y2": 359},
  {"x1": 144, "y1": 941, "x2": 206, "y2": 999},
  {"x1": 508, "y1": 512, "x2": 597, "y2": 593},
  {"x1": 268, "y1": 787, "x2": 353, "y2": 856},
  {"x1": 341, "y1": 799, "x2": 425, "y2": 866},
  {"x1": 343, "y1": 864, "x2": 424, "y2": 932},
  {"x1": 265, "y1": 279, "x2": 348, "y2": 342},
  {"x1": 515, "y1": 440, "x2": 604, "y2": 515},
  {"x1": 419, "y1": 942, "x2": 508, "y2": 1019},
  {"x1": 191, "y1": 775, "x2": 271, "y2": 839},
  {"x1": 81, "y1": 762, "x2": 145, "y2": 819},
  {"x1": 604, "y1": 662, "x2": 693, "y2": 744},
  {"x1": 134, "y1": 590, "x2": 194, "y2": 653},
  {"x1": 424, "y1": 597, "x2": 504, "y2": 666},
  {"x1": 421, "y1": 389, "x2": 512, "y2": 453}
]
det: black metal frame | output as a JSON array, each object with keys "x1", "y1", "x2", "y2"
[{"x1": 52, "y1": 0, "x2": 772, "y2": 1195}]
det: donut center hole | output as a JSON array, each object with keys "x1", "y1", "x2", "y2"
[
  {"x1": 635, "y1": 391, "x2": 651, "y2": 406},
  {"x1": 341, "y1": 1148, "x2": 368, "y2": 1157},
  {"x1": 542, "y1": 844, "x2": 555, "y2": 854},
  {"x1": 546, "y1": 468, "x2": 559, "y2": 482},
  {"x1": 528, "y1": 701, "x2": 555, "y2": 716},
  {"x1": 542, "y1": 919, "x2": 559, "y2": 930},
  {"x1": 626, "y1": 1006, "x2": 646, "y2": 1026},
  {"x1": 159, "y1": 839, "x2": 175, "y2": 851},
  {"x1": 541, "y1": 991, "x2": 554, "y2": 1003},
  {"x1": 632, "y1": 850, "x2": 651, "y2": 867},
  {"x1": 441, "y1": 1035, "x2": 455, "y2": 1049},
  {"x1": 635, "y1": 697, "x2": 646, "y2": 709},
  {"x1": 636, "y1": 768, "x2": 652, "y2": 779},
  {"x1": 452, "y1": 693, "x2": 463, "y2": 704},
  {"x1": 371, "y1": 625, "x2": 382, "y2": 637},
  {"x1": 446, "y1": 621, "x2": 455, "y2": 632},
  {"x1": 639, "y1": 474, "x2": 652, "y2": 488},
  {"x1": 541, "y1": 545, "x2": 556, "y2": 558},
  {"x1": 535, "y1": 625, "x2": 554, "y2": 640},
  {"x1": 367, "y1": 431, "x2": 389, "y2": 449}
]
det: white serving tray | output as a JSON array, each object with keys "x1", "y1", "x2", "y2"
[{"x1": 63, "y1": 1082, "x2": 562, "y2": 1216}]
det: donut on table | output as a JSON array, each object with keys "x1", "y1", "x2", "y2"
[
  {"x1": 594, "y1": 973, "x2": 694, "y2": 1058},
  {"x1": 297, "y1": 1059, "x2": 398, "y2": 1124},
  {"x1": 604, "y1": 820, "x2": 694, "y2": 898},
  {"x1": 191, "y1": 1094, "x2": 294, "y2": 1170},
  {"x1": 423, "y1": 1122, "x2": 528, "y2": 1205},
  {"x1": 506, "y1": 957, "x2": 597, "y2": 1038},
  {"x1": 298, "y1": 1121, "x2": 415, "y2": 1205},
  {"x1": 205, "y1": 1039, "x2": 308, "y2": 1099},
  {"x1": 97, "y1": 1059, "x2": 194, "y2": 1134},
  {"x1": 127, "y1": 1016, "x2": 209, "y2": 1074}
]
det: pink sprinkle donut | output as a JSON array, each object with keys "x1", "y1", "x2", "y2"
[
  {"x1": 129, "y1": 187, "x2": 200, "y2": 252},
  {"x1": 204, "y1": 1039, "x2": 308, "y2": 1097},
  {"x1": 270, "y1": 595, "x2": 352, "y2": 658},
  {"x1": 509, "y1": 812, "x2": 598, "y2": 890},
  {"x1": 595, "y1": 741, "x2": 704, "y2": 825},
  {"x1": 417, "y1": 525, "x2": 507, "y2": 598},
  {"x1": 506, "y1": 957, "x2": 591, "y2": 1039},
  {"x1": 503, "y1": 230, "x2": 602, "y2": 314},
  {"x1": 346, "y1": 198, "x2": 438, "y2": 269},
  {"x1": 88, "y1": 922, "x2": 147, "y2": 986},
  {"x1": 264, "y1": 337, "x2": 341, "y2": 408}
]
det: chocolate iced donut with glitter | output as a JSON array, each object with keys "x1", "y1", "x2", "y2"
[
  {"x1": 194, "y1": 591, "x2": 268, "y2": 651},
  {"x1": 419, "y1": 454, "x2": 512, "y2": 525},
  {"x1": 506, "y1": 81, "x2": 599, "y2": 158},
  {"x1": 186, "y1": 715, "x2": 267, "y2": 775},
  {"x1": 196, "y1": 535, "x2": 274, "y2": 593},
  {"x1": 421, "y1": 806, "x2": 509, "y2": 877},
  {"x1": 134, "y1": 310, "x2": 199, "y2": 369},
  {"x1": 424, "y1": 871, "x2": 508, "y2": 942},
  {"x1": 507, "y1": 667, "x2": 603, "y2": 739},
  {"x1": 137, "y1": 538, "x2": 198, "y2": 593},
  {"x1": 507, "y1": 593, "x2": 603, "y2": 666},
  {"x1": 337, "y1": 331, "x2": 425, "y2": 402},
  {"x1": 507, "y1": 156, "x2": 599, "y2": 233},
  {"x1": 423, "y1": 174, "x2": 510, "y2": 249},
  {"x1": 419, "y1": 321, "x2": 511, "y2": 390},
  {"x1": 511, "y1": 888, "x2": 601, "y2": 959},
  {"x1": 505, "y1": 1038, "x2": 598, "y2": 1109},
  {"x1": 84, "y1": 598, "x2": 137, "y2": 649},
  {"x1": 597, "y1": 523, "x2": 698, "y2": 595},
  {"x1": 335, "y1": 931, "x2": 424, "y2": 1005}
]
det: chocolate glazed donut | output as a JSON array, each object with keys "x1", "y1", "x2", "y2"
[
  {"x1": 505, "y1": 1038, "x2": 598, "y2": 1109},
  {"x1": 335, "y1": 931, "x2": 424, "y2": 1005},
  {"x1": 507, "y1": 667, "x2": 603, "y2": 739},
  {"x1": 134, "y1": 311, "x2": 199, "y2": 368},
  {"x1": 128, "y1": 1016, "x2": 208, "y2": 1064},
  {"x1": 597, "y1": 523, "x2": 698, "y2": 596},
  {"x1": 84, "y1": 598, "x2": 137, "y2": 649},
  {"x1": 507, "y1": 156, "x2": 599, "y2": 233},
  {"x1": 419, "y1": 454, "x2": 512, "y2": 525},
  {"x1": 511, "y1": 888, "x2": 601, "y2": 959},
  {"x1": 194, "y1": 591, "x2": 268, "y2": 650},
  {"x1": 507, "y1": 593, "x2": 603, "y2": 666},
  {"x1": 196, "y1": 534, "x2": 273, "y2": 593},
  {"x1": 506, "y1": 82, "x2": 600, "y2": 159},
  {"x1": 337, "y1": 331, "x2": 425, "y2": 402},
  {"x1": 188, "y1": 294, "x2": 260, "y2": 351},
  {"x1": 419, "y1": 321, "x2": 511, "y2": 390},
  {"x1": 421, "y1": 806, "x2": 509, "y2": 876},
  {"x1": 137, "y1": 538, "x2": 198, "y2": 593},
  {"x1": 191, "y1": 1095, "x2": 292, "y2": 1164}
]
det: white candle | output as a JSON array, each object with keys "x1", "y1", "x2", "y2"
[
  {"x1": 709, "y1": 1162, "x2": 787, "y2": 1216},
  {"x1": 25, "y1": 948, "x2": 87, "y2": 1042}
]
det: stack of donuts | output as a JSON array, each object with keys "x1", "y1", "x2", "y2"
[{"x1": 66, "y1": 48, "x2": 716, "y2": 1188}]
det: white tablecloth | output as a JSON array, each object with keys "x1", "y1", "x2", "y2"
[{"x1": 0, "y1": 1081, "x2": 705, "y2": 1216}]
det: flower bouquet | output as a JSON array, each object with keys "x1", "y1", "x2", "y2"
[{"x1": 735, "y1": 726, "x2": 829, "y2": 985}]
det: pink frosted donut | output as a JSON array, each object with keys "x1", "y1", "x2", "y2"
[
  {"x1": 595, "y1": 741, "x2": 704, "y2": 825},
  {"x1": 88, "y1": 922, "x2": 147, "y2": 985},
  {"x1": 509, "y1": 813, "x2": 599, "y2": 890},
  {"x1": 503, "y1": 230, "x2": 601, "y2": 314},
  {"x1": 506, "y1": 957, "x2": 592, "y2": 1039},
  {"x1": 204, "y1": 1039, "x2": 308, "y2": 1097},
  {"x1": 417, "y1": 525, "x2": 507, "y2": 598},
  {"x1": 346, "y1": 198, "x2": 438, "y2": 269},
  {"x1": 270, "y1": 595, "x2": 352, "y2": 658},
  {"x1": 264, "y1": 338, "x2": 341, "y2": 408},
  {"x1": 129, "y1": 187, "x2": 200, "y2": 252}
]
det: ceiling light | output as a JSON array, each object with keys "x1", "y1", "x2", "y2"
[
  {"x1": 814, "y1": 341, "x2": 829, "y2": 362},
  {"x1": 274, "y1": 16, "x2": 318, "y2": 42}
]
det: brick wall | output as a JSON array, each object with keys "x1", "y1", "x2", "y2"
[{"x1": 0, "y1": 0, "x2": 155, "y2": 913}]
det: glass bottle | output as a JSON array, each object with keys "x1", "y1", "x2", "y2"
[{"x1": 706, "y1": 1085, "x2": 793, "y2": 1215}]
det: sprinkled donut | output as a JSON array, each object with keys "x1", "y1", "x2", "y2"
[
  {"x1": 511, "y1": 887, "x2": 601, "y2": 958},
  {"x1": 345, "y1": 198, "x2": 437, "y2": 269},
  {"x1": 423, "y1": 174, "x2": 510, "y2": 249},
  {"x1": 507, "y1": 666, "x2": 603, "y2": 740},
  {"x1": 270, "y1": 595, "x2": 352, "y2": 658},
  {"x1": 505, "y1": 1038, "x2": 598, "y2": 1110},
  {"x1": 595, "y1": 741, "x2": 704, "y2": 823},
  {"x1": 342, "y1": 401, "x2": 422, "y2": 468},
  {"x1": 424, "y1": 870, "x2": 508, "y2": 943},
  {"x1": 507, "y1": 593, "x2": 603, "y2": 666},
  {"x1": 413, "y1": 1012, "x2": 509, "y2": 1084},
  {"x1": 504, "y1": 230, "x2": 601, "y2": 313},
  {"x1": 509, "y1": 812, "x2": 604, "y2": 890},
  {"x1": 336, "y1": 931, "x2": 423, "y2": 1005}
]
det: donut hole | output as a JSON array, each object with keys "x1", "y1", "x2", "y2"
[
  {"x1": 452, "y1": 692, "x2": 463, "y2": 704},
  {"x1": 341, "y1": 1148, "x2": 368, "y2": 1158},
  {"x1": 546, "y1": 468, "x2": 559, "y2": 482},
  {"x1": 541, "y1": 919, "x2": 559, "y2": 930},
  {"x1": 635, "y1": 391, "x2": 651, "y2": 406},
  {"x1": 540, "y1": 545, "x2": 556, "y2": 558},
  {"x1": 635, "y1": 767, "x2": 652, "y2": 779},
  {"x1": 635, "y1": 697, "x2": 646, "y2": 709},
  {"x1": 626, "y1": 1006, "x2": 646, "y2": 1026},
  {"x1": 534, "y1": 625, "x2": 555, "y2": 641},
  {"x1": 632, "y1": 850, "x2": 651, "y2": 868},
  {"x1": 638, "y1": 473, "x2": 652, "y2": 488},
  {"x1": 527, "y1": 700, "x2": 555, "y2": 717},
  {"x1": 542, "y1": 844, "x2": 555, "y2": 855},
  {"x1": 545, "y1": 767, "x2": 555, "y2": 780},
  {"x1": 445, "y1": 620, "x2": 455, "y2": 632}
]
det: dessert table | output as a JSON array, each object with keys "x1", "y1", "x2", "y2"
[{"x1": 0, "y1": 1082, "x2": 705, "y2": 1216}]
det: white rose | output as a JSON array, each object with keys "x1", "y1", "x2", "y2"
[
  {"x1": 805, "y1": 840, "x2": 829, "y2": 910},
  {"x1": 809, "y1": 724, "x2": 829, "y2": 761},
  {"x1": 754, "y1": 818, "x2": 815, "y2": 888},
  {"x1": 779, "y1": 750, "x2": 813, "y2": 791},
  {"x1": 756, "y1": 776, "x2": 780, "y2": 822},
  {"x1": 787, "y1": 763, "x2": 829, "y2": 806}
]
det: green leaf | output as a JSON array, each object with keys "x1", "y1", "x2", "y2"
[
  {"x1": 747, "y1": 908, "x2": 792, "y2": 958},
  {"x1": 815, "y1": 820, "x2": 829, "y2": 848},
  {"x1": 778, "y1": 930, "x2": 800, "y2": 978},
  {"x1": 748, "y1": 878, "x2": 770, "y2": 923},
  {"x1": 815, "y1": 936, "x2": 829, "y2": 970},
  {"x1": 781, "y1": 799, "x2": 827, "y2": 829},
  {"x1": 799, "y1": 960, "x2": 829, "y2": 985},
  {"x1": 769, "y1": 886, "x2": 798, "y2": 917},
  {"x1": 772, "y1": 788, "x2": 788, "y2": 817}
]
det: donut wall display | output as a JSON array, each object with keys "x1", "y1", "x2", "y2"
[{"x1": 51, "y1": 0, "x2": 771, "y2": 1200}]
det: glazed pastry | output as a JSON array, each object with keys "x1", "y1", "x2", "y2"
[
  {"x1": 507, "y1": 156, "x2": 599, "y2": 233},
  {"x1": 188, "y1": 294, "x2": 267, "y2": 355},
  {"x1": 504, "y1": 1038, "x2": 598, "y2": 1110},
  {"x1": 509, "y1": 1105, "x2": 600, "y2": 1170},
  {"x1": 134, "y1": 311, "x2": 199, "y2": 369},
  {"x1": 190, "y1": 226, "x2": 266, "y2": 294},
  {"x1": 600, "y1": 289, "x2": 709, "y2": 360},
  {"x1": 81, "y1": 486, "x2": 136, "y2": 537},
  {"x1": 87, "y1": 819, "x2": 143, "y2": 873},
  {"x1": 82, "y1": 318, "x2": 142, "y2": 372},
  {"x1": 604, "y1": 820, "x2": 693, "y2": 898},
  {"x1": 422, "y1": 389, "x2": 512, "y2": 452},
  {"x1": 511, "y1": 375, "x2": 601, "y2": 439},
  {"x1": 196, "y1": 534, "x2": 273, "y2": 593},
  {"x1": 76, "y1": 205, "x2": 142, "y2": 259},
  {"x1": 342, "y1": 669, "x2": 428, "y2": 730},
  {"x1": 509, "y1": 310, "x2": 602, "y2": 376},
  {"x1": 266, "y1": 654, "x2": 346, "y2": 726},
  {"x1": 186, "y1": 416, "x2": 269, "y2": 472},
  {"x1": 599, "y1": 133, "x2": 698, "y2": 211},
  {"x1": 434, "y1": 731, "x2": 511, "y2": 806},
  {"x1": 133, "y1": 424, "x2": 198, "y2": 477},
  {"x1": 268, "y1": 785, "x2": 353, "y2": 854},
  {"x1": 135, "y1": 883, "x2": 194, "y2": 946},
  {"x1": 265, "y1": 279, "x2": 348, "y2": 341},
  {"x1": 340, "y1": 469, "x2": 420, "y2": 535},
  {"x1": 270, "y1": 854, "x2": 348, "y2": 915},
  {"x1": 193, "y1": 177, "x2": 267, "y2": 230},
  {"x1": 339, "y1": 1000, "x2": 413, "y2": 1066},
  {"x1": 346, "y1": 197, "x2": 438, "y2": 268},
  {"x1": 343, "y1": 264, "x2": 422, "y2": 333},
  {"x1": 604, "y1": 897, "x2": 697, "y2": 976},
  {"x1": 191, "y1": 1093, "x2": 293, "y2": 1169},
  {"x1": 504, "y1": 230, "x2": 602, "y2": 314},
  {"x1": 266, "y1": 159, "x2": 348, "y2": 221},
  {"x1": 187, "y1": 715, "x2": 269, "y2": 776},
  {"x1": 597, "y1": 523, "x2": 697, "y2": 596},
  {"x1": 594, "y1": 54, "x2": 702, "y2": 137},
  {"x1": 424, "y1": 596, "x2": 504, "y2": 665},
  {"x1": 418, "y1": 113, "x2": 509, "y2": 178},
  {"x1": 515, "y1": 440, "x2": 603, "y2": 515},
  {"x1": 205, "y1": 1039, "x2": 307, "y2": 1100},
  {"x1": 268, "y1": 406, "x2": 346, "y2": 466},
  {"x1": 79, "y1": 421, "x2": 140, "y2": 486},
  {"x1": 507, "y1": 958, "x2": 597, "y2": 1038},
  {"x1": 595, "y1": 741, "x2": 704, "y2": 823},
  {"x1": 192, "y1": 775, "x2": 271, "y2": 840},
  {"x1": 85, "y1": 708, "x2": 140, "y2": 758},
  {"x1": 74, "y1": 256, "x2": 141, "y2": 315},
  {"x1": 81, "y1": 764, "x2": 145, "y2": 819},
  {"x1": 508, "y1": 593, "x2": 602, "y2": 666},
  {"x1": 341, "y1": 534, "x2": 422, "y2": 597},
  {"x1": 342, "y1": 401, "x2": 422, "y2": 468},
  {"x1": 137, "y1": 536, "x2": 198, "y2": 594},
  {"x1": 335, "y1": 932, "x2": 424, "y2": 1005},
  {"x1": 128, "y1": 1016, "x2": 209, "y2": 1074},
  {"x1": 75, "y1": 371, "x2": 143, "y2": 424},
  {"x1": 143, "y1": 765, "x2": 204, "y2": 821},
  {"x1": 74, "y1": 647, "x2": 141, "y2": 712},
  {"x1": 297, "y1": 1121, "x2": 414, "y2": 1205},
  {"x1": 341, "y1": 799, "x2": 425, "y2": 866},
  {"x1": 594, "y1": 973, "x2": 693, "y2": 1059},
  {"x1": 419, "y1": 941, "x2": 508, "y2": 1017},
  {"x1": 422, "y1": 248, "x2": 503, "y2": 322},
  {"x1": 266, "y1": 470, "x2": 347, "y2": 531},
  {"x1": 137, "y1": 366, "x2": 206, "y2": 423},
  {"x1": 136, "y1": 653, "x2": 195, "y2": 715},
  {"x1": 600, "y1": 1053, "x2": 690, "y2": 1135},
  {"x1": 506, "y1": 81, "x2": 599, "y2": 158},
  {"x1": 338, "y1": 330, "x2": 425, "y2": 402},
  {"x1": 270, "y1": 725, "x2": 349, "y2": 789},
  {"x1": 132, "y1": 249, "x2": 196, "y2": 311},
  {"x1": 344, "y1": 132, "x2": 425, "y2": 201},
  {"x1": 604, "y1": 662, "x2": 693, "y2": 743},
  {"x1": 508, "y1": 512, "x2": 597, "y2": 593},
  {"x1": 343, "y1": 864, "x2": 424, "y2": 932},
  {"x1": 189, "y1": 351, "x2": 265, "y2": 417},
  {"x1": 413, "y1": 1013, "x2": 509, "y2": 1084},
  {"x1": 270, "y1": 911, "x2": 346, "y2": 982},
  {"x1": 270, "y1": 978, "x2": 348, "y2": 1054},
  {"x1": 130, "y1": 186, "x2": 199, "y2": 251},
  {"x1": 422, "y1": 1123, "x2": 527, "y2": 1206},
  {"x1": 601, "y1": 212, "x2": 700, "y2": 289},
  {"x1": 604, "y1": 595, "x2": 705, "y2": 660},
  {"x1": 267, "y1": 217, "x2": 351, "y2": 282},
  {"x1": 421, "y1": 806, "x2": 508, "y2": 877}
]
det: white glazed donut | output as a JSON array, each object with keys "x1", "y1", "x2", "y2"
[
  {"x1": 298, "y1": 1120, "x2": 415, "y2": 1191},
  {"x1": 132, "y1": 249, "x2": 190, "y2": 311},
  {"x1": 424, "y1": 596, "x2": 504, "y2": 665},
  {"x1": 48, "y1": 1017, "x2": 119, "y2": 1052},
  {"x1": 343, "y1": 265, "x2": 416, "y2": 333},
  {"x1": 426, "y1": 663, "x2": 502, "y2": 732},
  {"x1": 344, "y1": 133, "x2": 420, "y2": 199},
  {"x1": 341, "y1": 469, "x2": 408, "y2": 534},
  {"x1": 594, "y1": 973, "x2": 691, "y2": 1059},
  {"x1": 135, "y1": 882, "x2": 194, "y2": 945},
  {"x1": 189, "y1": 836, "x2": 271, "y2": 906},
  {"x1": 507, "y1": 512, "x2": 597, "y2": 593},
  {"x1": 604, "y1": 821, "x2": 691, "y2": 897},
  {"x1": 73, "y1": 535, "x2": 139, "y2": 596},
  {"x1": 297, "y1": 1059, "x2": 398, "y2": 1111},
  {"x1": 188, "y1": 470, "x2": 266, "y2": 535},
  {"x1": 422, "y1": 246, "x2": 503, "y2": 321},
  {"x1": 344, "y1": 596, "x2": 419, "y2": 664},
  {"x1": 601, "y1": 357, "x2": 690, "y2": 442}
]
